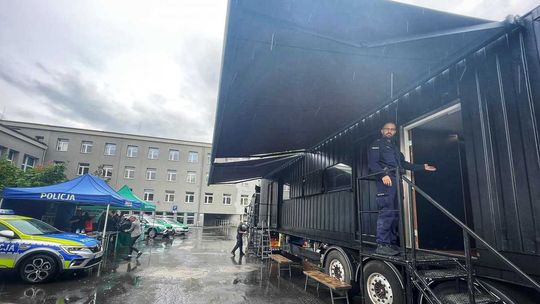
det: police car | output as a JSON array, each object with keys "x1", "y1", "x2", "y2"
[{"x1": 0, "y1": 209, "x2": 102, "y2": 283}]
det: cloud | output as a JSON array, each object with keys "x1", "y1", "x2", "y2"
[{"x1": 0, "y1": 62, "x2": 213, "y2": 141}]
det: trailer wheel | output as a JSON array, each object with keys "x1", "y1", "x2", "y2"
[
  {"x1": 363, "y1": 260, "x2": 404, "y2": 304},
  {"x1": 324, "y1": 250, "x2": 352, "y2": 283}
]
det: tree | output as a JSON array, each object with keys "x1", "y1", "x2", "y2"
[
  {"x1": 0, "y1": 159, "x2": 23, "y2": 190},
  {"x1": 0, "y1": 159, "x2": 67, "y2": 190},
  {"x1": 93, "y1": 164, "x2": 111, "y2": 184}
]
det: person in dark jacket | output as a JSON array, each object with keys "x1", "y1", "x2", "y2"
[
  {"x1": 368, "y1": 122, "x2": 436, "y2": 256},
  {"x1": 97, "y1": 209, "x2": 119, "y2": 232},
  {"x1": 231, "y1": 222, "x2": 248, "y2": 256}
]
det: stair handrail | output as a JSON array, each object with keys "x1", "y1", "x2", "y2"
[{"x1": 401, "y1": 175, "x2": 540, "y2": 293}]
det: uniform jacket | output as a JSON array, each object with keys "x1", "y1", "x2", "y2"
[{"x1": 368, "y1": 137, "x2": 424, "y2": 178}]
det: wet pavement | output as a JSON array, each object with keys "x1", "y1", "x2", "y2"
[{"x1": 0, "y1": 227, "x2": 356, "y2": 304}]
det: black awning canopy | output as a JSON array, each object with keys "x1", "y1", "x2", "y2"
[
  {"x1": 211, "y1": 0, "x2": 507, "y2": 183},
  {"x1": 210, "y1": 155, "x2": 299, "y2": 184}
]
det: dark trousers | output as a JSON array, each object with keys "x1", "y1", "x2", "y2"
[
  {"x1": 232, "y1": 237, "x2": 243, "y2": 254},
  {"x1": 375, "y1": 177, "x2": 399, "y2": 245},
  {"x1": 129, "y1": 235, "x2": 140, "y2": 255}
]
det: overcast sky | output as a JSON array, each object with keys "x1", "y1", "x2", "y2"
[{"x1": 0, "y1": 0, "x2": 537, "y2": 143}]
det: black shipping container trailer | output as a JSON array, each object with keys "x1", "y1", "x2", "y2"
[{"x1": 210, "y1": 1, "x2": 540, "y2": 303}]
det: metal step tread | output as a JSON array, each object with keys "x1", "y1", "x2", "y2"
[
  {"x1": 439, "y1": 292, "x2": 500, "y2": 304},
  {"x1": 418, "y1": 269, "x2": 468, "y2": 280}
]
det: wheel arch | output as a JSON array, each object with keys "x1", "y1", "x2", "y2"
[{"x1": 15, "y1": 249, "x2": 64, "y2": 271}]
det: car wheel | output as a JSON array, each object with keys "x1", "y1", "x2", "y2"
[
  {"x1": 363, "y1": 260, "x2": 404, "y2": 304},
  {"x1": 19, "y1": 254, "x2": 58, "y2": 284},
  {"x1": 148, "y1": 229, "x2": 157, "y2": 238}
]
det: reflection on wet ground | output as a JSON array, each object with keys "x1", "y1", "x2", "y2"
[{"x1": 0, "y1": 227, "x2": 348, "y2": 304}]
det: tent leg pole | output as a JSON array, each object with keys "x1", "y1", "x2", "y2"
[
  {"x1": 102, "y1": 204, "x2": 110, "y2": 260},
  {"x1": 0, "y1": 198, "x2": 3, "y2": 209}
]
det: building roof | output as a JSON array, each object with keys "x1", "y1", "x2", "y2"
[
  {"x1": 1, "y1": 120, "x2": 212, "y2": 148},
  {"x1": 0, "y1": 123, "x2": 48, "y2": 149}
]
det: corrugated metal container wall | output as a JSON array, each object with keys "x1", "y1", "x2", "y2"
[{"x1": 458, "y1": 14, "x2": 540, "y2": 256}]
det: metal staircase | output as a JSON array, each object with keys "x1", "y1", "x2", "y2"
[{"x1": 357, "y1": 168, "x2": 540, "y2": 304}]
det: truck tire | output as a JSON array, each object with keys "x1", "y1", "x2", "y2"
[
  {"x1": 363, "y1": 260, "x2": 404, "y2": 304},
  {"x1": 324, "y1": 249, "x2": 353, "y2": 284},
  {"x1": 18, "y1": 254, "x2": 59, "y2": 284}
]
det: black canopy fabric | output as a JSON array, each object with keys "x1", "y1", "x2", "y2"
[
  {"x1": 212, "y1": 0, "x2": 504, "y2": 159},
  {"x1": 210, "y1": 155, "x2": 299, "y2": 184}
]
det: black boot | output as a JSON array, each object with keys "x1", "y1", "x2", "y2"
[{"x1": 375, "y1": 244, "x2": 399, "y2": 256}]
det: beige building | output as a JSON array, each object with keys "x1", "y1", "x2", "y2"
[
  {"x1": 0, "y1": 123, "x2": 47, "y2": 170},
  {"x1": 1, "y1": 120, "x2": 255, "y2": 226}
]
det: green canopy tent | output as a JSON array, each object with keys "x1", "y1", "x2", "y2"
[{"x1": 116, "y1": 185, "x2": 156, "y2": 212}]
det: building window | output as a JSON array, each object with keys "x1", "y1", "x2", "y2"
[
  {"x1": 77, "y1": 163, "x2": 90, "y2": 175},
  {"x1": 167, "y1": 170, "x2": 177, "y2": 182},
  {"x1": 186, "y1": 213, "x2": 195, "y2": 225},
  {"x1": 188, "y1": 151, "x2": 198, "y2": 163},
  {"x1": 21, "y1": 155, "x2": 37, "y2": 171},
  {"x1": 124, "y1": 166, "x2": 135, "y2": 179},
  {"x1": 146, "y1": 168, "x2": 157, "y2": 180},
  {"x1": 148, "y1": 147, "x2": 159, "y2": 159},
  {"x1": 54, "y1": 160, "x2": 65, "y2": 165},
  {"x1": 104, "y1": 143, "x2": 117, "y2": 156},
  {"x1": 185, "y1": 192, "x2": 195, "y2": 203},
  {"x1": 169, "y1": 149, "x2": 180, "y2": 161},
  {"x1": 204, "y1": 193, "x2": 213, "y2": 204},
  {"x1": 127, "y1": 145, "x2": 138, "y2": 158},
  {"x1": 144, "y1": 189, "x2": 154, "y2": 202},
  {"x1": 7, "y1": 149, "x2": 19, "y2": 163},
  {"x1": 176, "y1": 213, "x2": 184, "y2": 223},
  {"x1": 56, "y1": 139, "x2": 69, "y2": 151},
  {"x1": 186, "y1": 171, "x2": 196, "y2": 183},
  {"x1": 103, "y1": 165, "x2": 113, "y2": 178},
  {"x1": 222, "y1": 194, "x2": 232, "y2": 205},
  {"x1": 165, "y1": 191, "x2": 175, "y2": 202},
  {"x1": 240, "y1": 195, "x2": 250, "y2": 206},
  {"x1": 80, "y1": 141, "x2": 93, "y2": 153}
]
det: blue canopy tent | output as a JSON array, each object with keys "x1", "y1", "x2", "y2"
[{"x1": 1, "y1": 174, "x2": 139, "y2": 234}]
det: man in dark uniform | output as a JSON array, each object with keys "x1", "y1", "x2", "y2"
[
  {"x1": 231, "y1": 222, "x2": 248, "y2": 256},
  {"x1": 368, "y1": 122, "x2": 436, "y2": 255}
]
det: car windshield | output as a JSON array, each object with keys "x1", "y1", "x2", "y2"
[{"x1": 7, "y1": 219, "x2": 61, "y2": 235}]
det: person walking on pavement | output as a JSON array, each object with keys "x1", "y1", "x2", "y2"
[
  {"x1": 368, "y1": 122, "x2": 437, "y2": 256},
  {"x1": 231, "y1": 222, "x2": 248, "y2": 256},
  {"x1": 125, "y1": 215, "x2": 143, "y2": 260}
]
